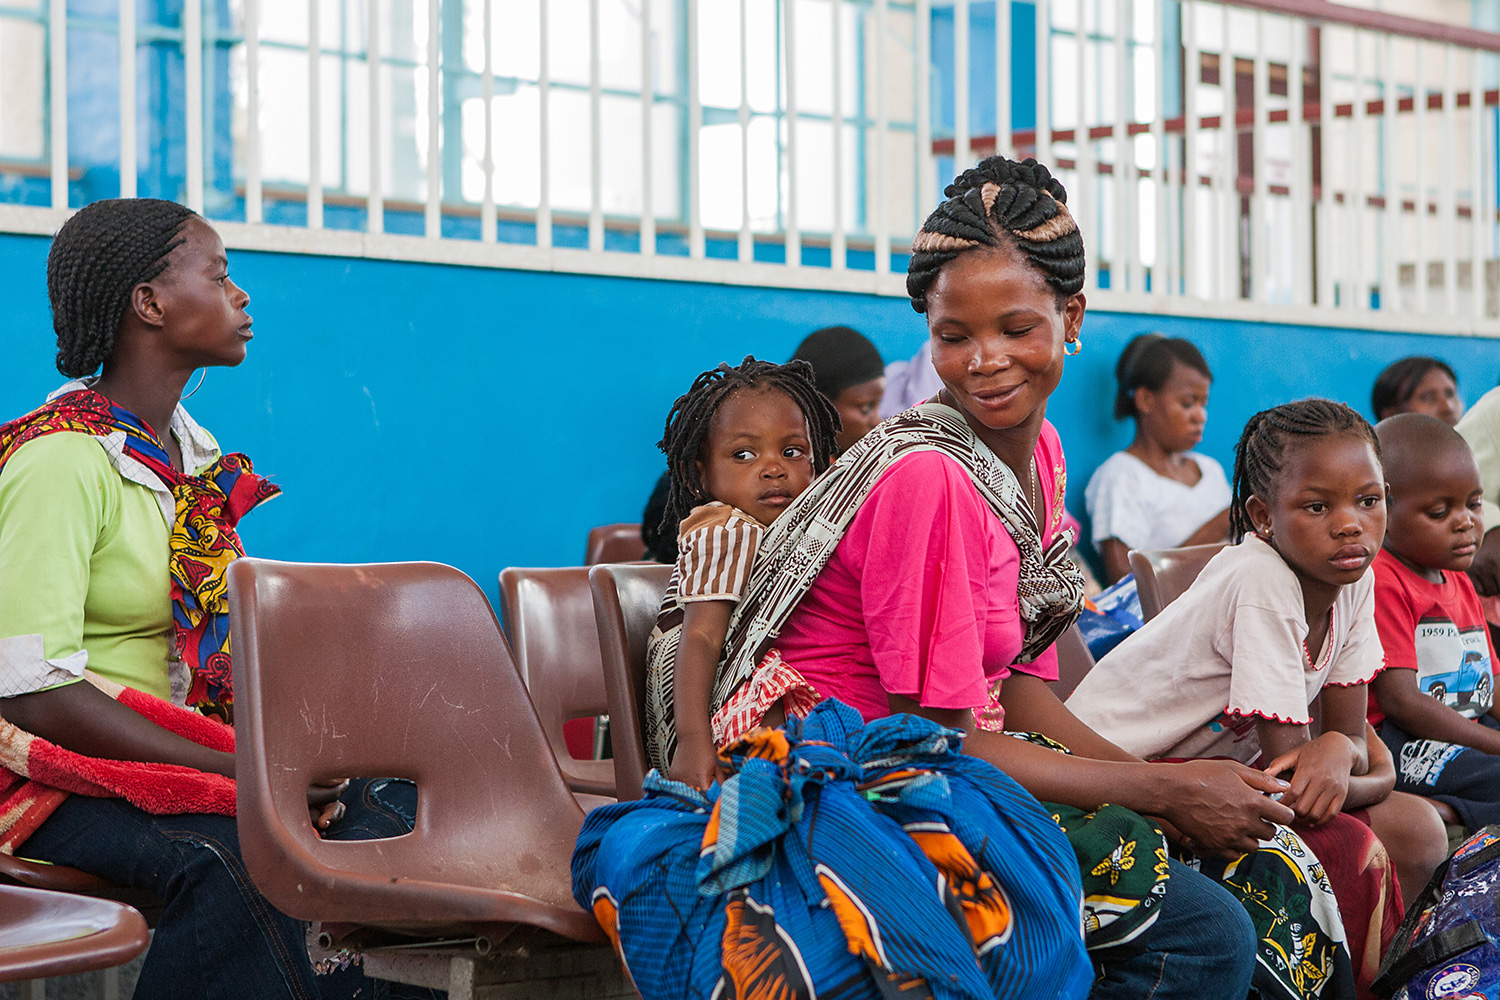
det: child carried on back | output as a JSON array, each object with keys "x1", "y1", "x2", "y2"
[
  {"x1": 1368, "y1": 413, "x2": 1500, "y2": 832},
  {"x1": 643, "y1": 357, "x2": 841, "y2": 788}
]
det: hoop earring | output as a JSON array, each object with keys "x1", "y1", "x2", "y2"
[
  {"x1": 1064, "y1": 337, "x2": 1082, "y2": 356},
  {"x1": 181, "y1": 368, "x2": 207, "y2": 401}
]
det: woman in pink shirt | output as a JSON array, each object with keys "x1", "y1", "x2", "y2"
[{"x1": 702, "y1": 156, "x2": 1320, "y2": 1000}]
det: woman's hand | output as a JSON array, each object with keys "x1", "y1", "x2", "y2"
[
  {"x1": 1155, "y1": 758, "x2": 1295, "y2": 857},
  {"x1": 669, "y1": 732, "x2": 720, "y2": 790},
  {"x1": 307, "y1": 778, "x2": 350, "y2": 832},
  {"x1": 1261, "y1": 731, "x2": 1358, "y2": 826}
]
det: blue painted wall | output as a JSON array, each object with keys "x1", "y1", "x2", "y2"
[{"x1": 5, "y1": 229, "x2": 1500, "y2": 603}]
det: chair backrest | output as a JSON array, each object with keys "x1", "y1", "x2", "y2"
[
  {"x1": 0, "y1": 885, "x2": 149, "y2": 983},
  {"x1": 585, "y1": 523, "x2": 645, "y2": 565},
  {"x1": 588, "y1": 563, "x2": 671, "y2": 801},
  {"x1": 1048, "y1": 624, "x2": 1096, "y2": 700},
  {"x1": 498, "y1": 566, "x2": 615, "y2": 797},
  {"x1": 1128, "y1": 542, "x2": 1227, "y2": 621},
  {"x1": 228, "y1": 558, "x2": 598, "y2": 939}
]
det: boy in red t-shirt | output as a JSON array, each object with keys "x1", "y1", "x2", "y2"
[{"x1": 1371, "y1": 413, "x2": 1500, "y2": 830}]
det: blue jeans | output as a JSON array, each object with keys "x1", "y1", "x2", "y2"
[
  {"x1": 1091, "y1": 858, "x2": 1256, "y2": 1000},
  {"x1": 22, "y1": 777, "x2": 439, "y2": 1000}
]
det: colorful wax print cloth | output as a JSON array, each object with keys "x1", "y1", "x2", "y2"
[
  {"x1": 0, "y1": 387, "x2": 279, "y2": 714},
  {"x1": 1050, "y1": 802, "x2": 1171, "y2": 953},
  {"x1": 1184, "y1": 823, "x2": 1357, "y2": 1000},
  {"x1": 573, "y1": 699, "x2": 1092, "y2": 1000}
]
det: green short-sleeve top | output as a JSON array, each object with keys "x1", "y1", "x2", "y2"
[{"x1": 0, "y1": 428, "x2": 200, "y2": 702}]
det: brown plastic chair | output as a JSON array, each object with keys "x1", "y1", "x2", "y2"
[
  {"x1": 1048, "y1": 624, "x2": 1096, "y2": 701},
  {"x1": 498, "y1": 566, "x2": 615, "y2": 797},
  {"x1": 585, "y1": 523, "x2": 645, "y2": 566},
  {"x1": 1128, "y1": 542, "x2": 1227, "y2": 621},
  {"x1": 227, "y1": 557, "x2": 605, "y2": 944},
  {"x1": 0, "y1": 817, "x2": 161, "y2": 924},
  {"x1": 0, "y1": 884, "x2": 149, "y2": 983},
  {"x1": 588, "y1": 563, "x2": 671, "y2": 801}
]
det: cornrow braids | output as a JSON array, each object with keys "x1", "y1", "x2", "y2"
[
  {"x1": 656, "y1": 356, "x2": 840, "y2": 544},
  {"x1": 48, "y1": 198, "x2": 199, "y2": 378},
  {"x1": 1229, "y1": 398, "x2": 1381, "y2": 542},
  {"x1": 907, "y1": 155, "x2": 1086, "y2": 314}
]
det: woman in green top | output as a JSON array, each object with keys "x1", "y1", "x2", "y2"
[{"x1": 0, "y1": 199, "x2": 427, "y2": 1000}]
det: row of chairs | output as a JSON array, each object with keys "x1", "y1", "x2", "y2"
[
  {"x1": 500, "y1": 542, "x2": 1225, "y2": 803},
  {"x1": 498, "y1": 562, "x2": 670, "y2": 804},
  {"x1": 0, "y1": 541, "x2": 1211, "y2": 994},
  {"x1": 0, "y1": 559, "x2": 651, "y2": 997}
]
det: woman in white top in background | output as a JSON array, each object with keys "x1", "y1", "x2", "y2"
[{"x1": 1086, "y1": 333, "x2": 1231, "y2": 584}]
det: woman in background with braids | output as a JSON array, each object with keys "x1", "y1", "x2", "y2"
[
  {"x1": 666, "y1": 156, "x2": 1310, "y2": 998},
  {"x1": 0, "y1": 199, "x2": 428, "y2": 999}
]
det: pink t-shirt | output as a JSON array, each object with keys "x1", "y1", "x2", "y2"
[{"x1": 775, "y1": 422, "x2": 1067, "y2": 724}]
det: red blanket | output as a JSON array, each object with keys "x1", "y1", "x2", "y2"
[{"x1": 0, "y1": 673, "x2": 235, "y2": 854}]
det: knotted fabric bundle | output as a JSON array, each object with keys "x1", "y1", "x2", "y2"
[{"x1": 573, "y1": 699, "x2": 1092, "y2": 1000}]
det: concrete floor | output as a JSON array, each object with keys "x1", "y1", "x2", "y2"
[{"x1": 0, "y1": 950, "x2": 144, "y2": 1000}]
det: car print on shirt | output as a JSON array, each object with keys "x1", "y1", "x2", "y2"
[{"x1": 1414, "y1": 619, "x2": 1494, "y2": 719}]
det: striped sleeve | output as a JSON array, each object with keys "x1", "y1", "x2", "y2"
[{"x1": 674, "y1": 503, "x2": 764, "y2": 605}]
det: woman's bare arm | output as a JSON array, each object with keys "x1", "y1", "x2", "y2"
[
  {"x1": 1180, "y1": 507, "x2": 1231, "y2": 546},
  {"x1": 2, "y1": 683, "x2": 234, "y2": 777},
  {"x1": 1097, "y1": 539, "x2": 1133, "y2": 587},
  {"x1": 994, "y1": 673, "x2": 1135, "y2": 762},
  {"x1": 889, "y1": 689, "x2": 1294, "y2": 856}
]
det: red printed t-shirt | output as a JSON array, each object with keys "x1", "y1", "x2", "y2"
[
  {"x1": 1369, "y1": 547, "x2": 1498, "y2": 727},
  {"x1": 773, "y1": 421, "x2": 1067, "y2": 725}
]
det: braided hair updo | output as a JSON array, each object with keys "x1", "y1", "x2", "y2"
[
  {"x1": 656, "y1": 357, "x2": 840, "y2": 548},
  {"x1": 1229, "y1": 398, "x2": 1381, "y2": 542},
  {"x1": 907, "y1": 156, "x2": 1086, "y2": 313},
  {"x1": 48, "y1": 198, "x2": 199, "y2": 378}
]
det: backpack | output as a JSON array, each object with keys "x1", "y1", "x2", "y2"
[{"x1": 1373, "y1": 825, "x2": 1500, "y2": 1000}]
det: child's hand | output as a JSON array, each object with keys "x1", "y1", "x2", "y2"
[
  {"x1": 669, "y1": 734, "x2": 721, "y2": 790},
  {"x1": 1262, "y1": 732, "x2": 1357, "y2": 826}
]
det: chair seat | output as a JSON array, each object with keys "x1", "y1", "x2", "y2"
[
  {"x1": 1129, "y1": 542, "x2": 1227, "y2": 621},
  {"x1": 0, "y1": 884, "x2": 149, "y2": 983},
  {"x1": 0, "y1": 849, "x2": 162, "y2": 925},
  {"x1": 499, "y1": 567, "x2": 618, "y2": 798},
  {"x1": 228, "y1": 559, "x2": 610, "y2": 949},
  {"x1": 589, "y1": 563, "x2": 672, "y2": 801}
]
